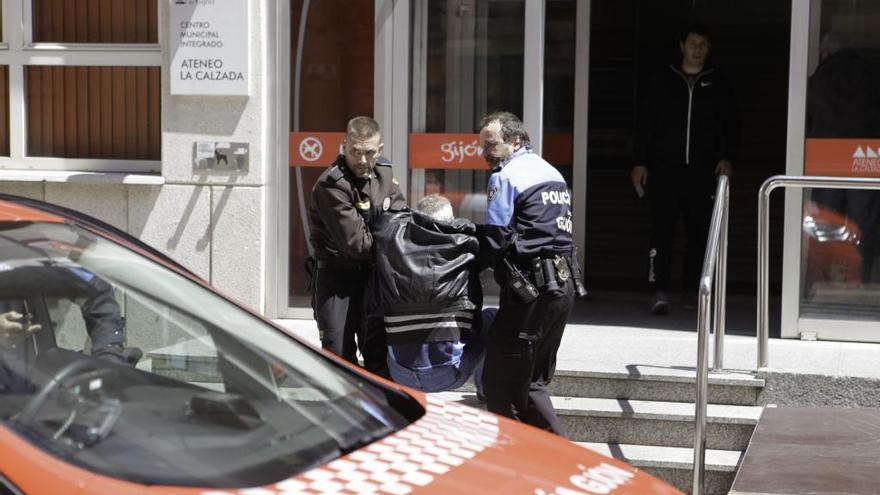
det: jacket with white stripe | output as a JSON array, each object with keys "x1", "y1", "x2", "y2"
[
  {"x1": 371, "y1": 209, "x2": 482, "y2": 347},
  {"x1": 635, "y1": 64, "x2": 738, "y2": 175}
]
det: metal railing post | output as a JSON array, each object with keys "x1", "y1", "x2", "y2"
[
  {"x1": 713, "y1": 181, "x2": 729, "y2": 371},
  {"x1": 757, "y1": 175, "x2": 880, "y2": 372},
  {"x1": 693, "y1": 285, "x2": 712, "y2": 495},
  {"x1": 693, "y1": 175, "x2": 728, "y2": 495},
  {"x1": 757, "y1": 179, "x2": 775, "y2": 370}
]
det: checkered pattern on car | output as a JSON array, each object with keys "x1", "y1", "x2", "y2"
[{"x1": 202, "y1": 395, "x2": 500, "y2": 495}]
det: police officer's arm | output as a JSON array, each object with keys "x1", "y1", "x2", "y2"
[
  {"x1": 313, "y1": 181, "x2": 374, "y2": 261},
  {"x1": 477, "y1": 172, "x2": 517, "y2": 269},
  {"x1": 80, "y1": 276, "x2": 125, "y2": 359}
]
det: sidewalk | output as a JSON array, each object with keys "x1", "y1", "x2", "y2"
[{"x1": 272, "y1": 314, "x2": 880, "y2": 381}]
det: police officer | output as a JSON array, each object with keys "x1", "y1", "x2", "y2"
[
  {"x1": 308, "y1": 116, "x2": 406, "y2": 377},
  {"x1": 477, "y1": 111, "x2": 578, "y2": 436}
]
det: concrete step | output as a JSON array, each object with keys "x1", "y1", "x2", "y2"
[
  {"x1": 556, "y1": 396, "x2": 760, "y2": 450},
  {"x1": 578, "y1": 442, "x2": 741, "y2": 495},
  {"x1": 457, "y1": 368, "x2": 764, "y2": 405},
  {"x1": 552, "y1": 368, "x2": 764, "y2": 406},
  {"x1": 434, "y1": 392, "x2": 762, "y2": 450}
]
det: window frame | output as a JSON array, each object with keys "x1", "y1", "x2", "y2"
[{"x1": 0, "y1": 0, "x2": 161, "y2": 173}]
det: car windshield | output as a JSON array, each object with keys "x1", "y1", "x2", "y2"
[{"x1": 0, "y1": 220, "x2": 421, "y2": 488}]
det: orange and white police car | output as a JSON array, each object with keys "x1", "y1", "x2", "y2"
[{"x1": 0, "y1": 195, "x2": 680, "y2": 495}]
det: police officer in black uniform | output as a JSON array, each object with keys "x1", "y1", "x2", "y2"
[
  {"x1": 308, "y1": 116, "x2": 406, "y2": 377},
  {"x1": 477, "y1": 111, "x2": 581, "y2": 436}
]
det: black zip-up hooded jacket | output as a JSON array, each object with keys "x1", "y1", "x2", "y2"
[{"x1": 635, "y1": 64, "x2": 739, "y2": 178}]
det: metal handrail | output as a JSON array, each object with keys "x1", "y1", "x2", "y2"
[
  {"x1": 693, "y1": 175, "x2": 730, "y2": 495},
  {"x1": 757, "y1": 175, "x2": 880, "y2": 370}
]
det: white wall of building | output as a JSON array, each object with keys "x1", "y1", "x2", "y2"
[{"x1": 0, "y1": 0, "x2": 272, "y2": 313}]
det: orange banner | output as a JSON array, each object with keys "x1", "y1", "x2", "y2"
[
  {"x1": 289, "y1": 132, "x2": 344, "y2": 168},
  {"x1": 805, "y1": 138, "x2": 880, "y2": 177},
  {"x1": 409, "y1": 133, "x2": 487, "y2": 170},
  {"x1": 543, "y1": 133, "x2": 573, "y2": 166}
]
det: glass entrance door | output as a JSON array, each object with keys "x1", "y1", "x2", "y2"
[
  {"x1": 793, "y1": 0, "x2": 880, "y2": 341},
  {"x1": 408, "y1": 0, "x2": 525, "y2": 222},
  {"x1": 285, "y1": 1, "x2": 375, "y2": 314}
]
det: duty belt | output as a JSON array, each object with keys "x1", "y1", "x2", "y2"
[{"x1": 526, "y1": 255, "x2": 573, "y2": 291}]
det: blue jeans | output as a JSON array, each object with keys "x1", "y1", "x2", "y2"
[{"x1": 388, "y1": 340, "x2": 484, "y2": 394}]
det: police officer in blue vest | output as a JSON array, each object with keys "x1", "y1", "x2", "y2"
[{"x1": 477, "y1": 111, "x2": 583, "y2": 436}]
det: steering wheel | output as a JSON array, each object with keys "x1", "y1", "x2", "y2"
[{"x1": 15, "y1": 359, "x2": 109, "y2": 426}]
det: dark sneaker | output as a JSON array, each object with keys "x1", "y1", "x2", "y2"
[
  {"x1": 651, "y1": 291, "x2": 669, "y2": 315},
  {"x1": 476, "y1": 390, "x2": 486, "y2": 404}
]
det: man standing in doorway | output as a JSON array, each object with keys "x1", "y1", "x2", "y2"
[
  {"x1": 631, "y1": 24, "x2": 738, "y2": 314},
  {"x1": 308, "y1": 116, "x2": 406, "y2": 377},
  {"x1": 477, "y1": 111, "x2": 579, "y2": 436}
]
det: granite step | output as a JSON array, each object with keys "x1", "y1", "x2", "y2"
[
  {"x1": 433, "y1": 392, "x2": 762, "y2": 450},
  {"x1": 578, "y1": 442, "x2": 741, "y2": 495},
  {"x1": 455, "y1": 367, "x2": 765, "y2": 406}
]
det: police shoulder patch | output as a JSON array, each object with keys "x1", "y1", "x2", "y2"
[{"x1": 488, "y1": 186, "x2": 498, "y2": 202}]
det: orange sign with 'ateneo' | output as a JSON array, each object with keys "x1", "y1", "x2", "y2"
[
  {"x1": 409, "y1": 133, "x2": 488, "y2": 170},
  {"x1": 289, "y1": 132, "x2": 344, "y2": 168},
  {"x1": 805, "y1": 138, "x2": 880, "y2": 177}
]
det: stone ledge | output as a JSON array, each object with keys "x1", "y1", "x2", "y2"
[{"x1": 0, "y1": 170, "x2": 164, "y2": 185}]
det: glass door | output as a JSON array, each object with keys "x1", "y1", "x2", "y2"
[
  {"x1": 283, "y1": 0, "x2": 375, "y2": 315},
  {"x1": 793, "y1": 0, "x2": 880, "y2": 341},
  {"x1": 409, "y1": 0, "x2": 525, "y2": 221}
]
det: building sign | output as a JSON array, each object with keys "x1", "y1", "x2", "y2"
[
  {"x1": 170, "y1": 0, "x2": 249, "y2": 95},
  {"x1": 409, "y1": 133, "x2": 574, "y2": 170},
  {"x1": 805, "y1": 138, "x2": 880, "y2": 177},
  {"x1": 410, "y1": 133, "x2": 487, "y2": 170},
  {"x1": 289, "y1": 132, "x2": 344, "y2": 167}
]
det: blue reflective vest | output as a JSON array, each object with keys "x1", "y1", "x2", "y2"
[{"x1": 480, "y1": 146, "x2": 573, "y2": 267}]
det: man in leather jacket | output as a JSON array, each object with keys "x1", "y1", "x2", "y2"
[
  {"x1": 370, "y1": 195, "x2": 487, "y2": 395},
  {"x1": 308, "y1": 116, "x2": 406, "y2": 376},
  {"x1": 1, "y1": 267, "x2": 128, "y2": 394}
]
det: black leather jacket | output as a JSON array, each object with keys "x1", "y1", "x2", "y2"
[{"x1": 370, "y1": 209, "x2": 482, "y2": 344}]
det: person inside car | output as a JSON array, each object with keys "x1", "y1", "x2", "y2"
[
  {"x1": 0, "y1": 303, "x2": 41, "y2": 393},
  {"x1": 0, "y1": 267, "x2": 131, "y2": 394}
]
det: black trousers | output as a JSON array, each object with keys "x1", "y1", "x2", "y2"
[
  {"x1": 481, "y1": 278, "x2": 575, "y2": 437},
  {"x1": 312, "y1": 264, "x2": 388, "y2": 378},
  {"x1": 647, "y1": 170, "x2": 715, "y2": 294}
]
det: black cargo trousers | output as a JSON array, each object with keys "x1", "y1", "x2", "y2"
[
  {"x1": 312, "y1": 263, "x2": 389, "y2": 378},
  {"x1": 481, "y1": 275, "x2": 575, "y2": 437}
]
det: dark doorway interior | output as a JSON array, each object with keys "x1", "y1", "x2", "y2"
[{"x1": 584, "y1": 0, "x2": 791, "y2": 300}]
